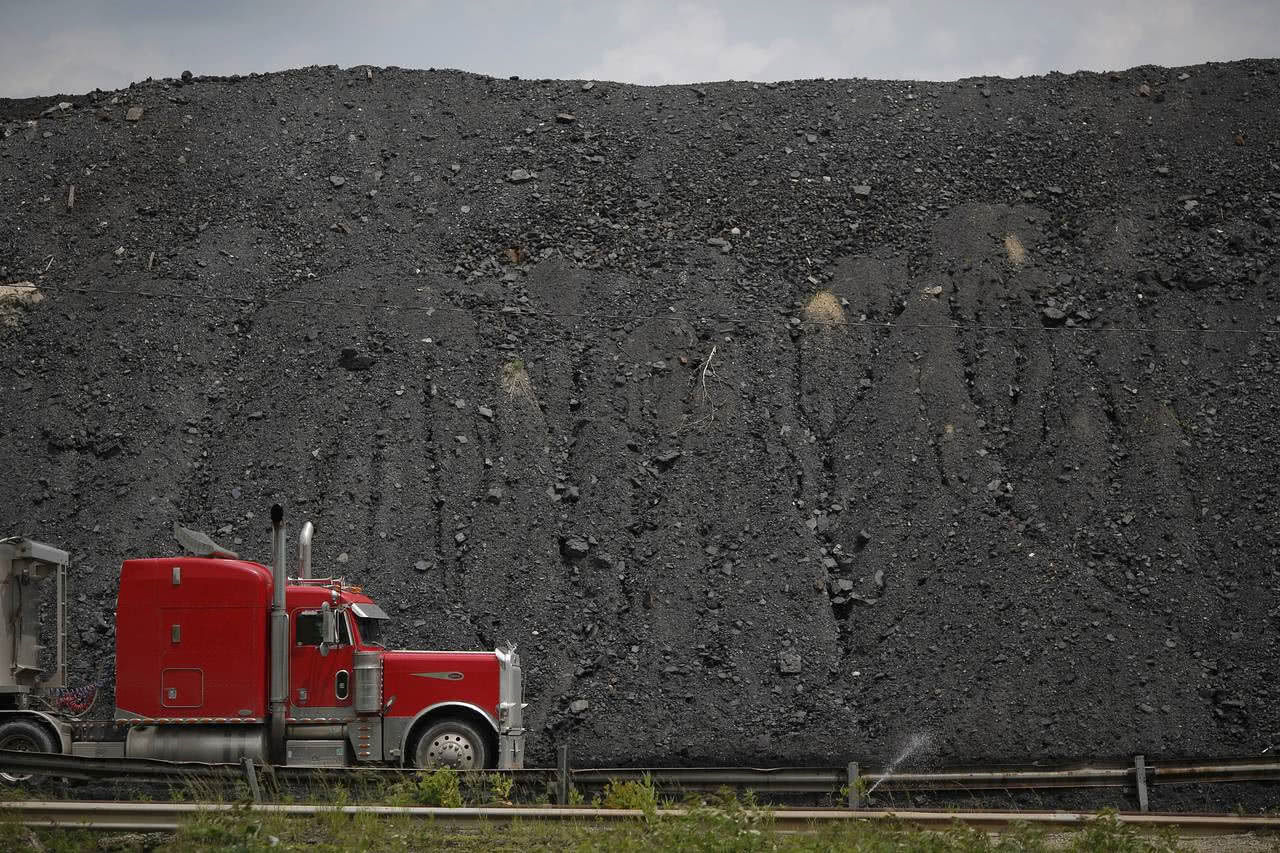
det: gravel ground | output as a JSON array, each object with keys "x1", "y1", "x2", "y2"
[{"x1": 1, "y1": 60, "x2": 1277, "y2": 781}]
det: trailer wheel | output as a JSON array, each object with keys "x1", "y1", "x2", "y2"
[
  {"x1": 0, "y1": 719, "x2": 58, "y2": 783},
  {"x1": 409, "y1": 718, "x2": 491, "y2": 770}
]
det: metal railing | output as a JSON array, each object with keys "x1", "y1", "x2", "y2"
[
  {"x1": 2, "y1": 748, "x2": 1278, "y2": 808},
  {"x1": 4, "y1": 800, "x2": 1280, "y2": 836}
]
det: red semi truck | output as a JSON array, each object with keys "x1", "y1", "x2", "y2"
[{"x1": 0, "y1": 507, "x2": 525, "y2": 772}]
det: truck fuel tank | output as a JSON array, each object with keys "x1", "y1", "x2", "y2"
[{"x1": 126, "y1": 725, "x2": 268, "y2": 763}]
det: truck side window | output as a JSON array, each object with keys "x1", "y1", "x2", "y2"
[
  {"x1": 336, "y1": 612, "x2": 351, "y2": 646},
  {"x1": 295, "y1": 612, "x2": 322, "y2": 646}
]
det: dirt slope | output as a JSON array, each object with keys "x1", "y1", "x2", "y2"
[{"x1": 1, "y1": 60, "x2": 1278, "y2": 767}]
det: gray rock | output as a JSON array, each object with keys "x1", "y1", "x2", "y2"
[
  {"x1": 654, "y1": 450, "x2": 682, "y2": 468},
  {"x1": 125, "y1": 106, "x2": 144, "y2": 121},
  {"x1": 508, "y1": 168, "x2": 534, "y2": 183},
  {"x1": 1041, "y1": 306, "x2": 1068, "y2": 325},
  {"x1": 560, "y1": 537, "x2": 591, "y2": 559},
  {"x1": 485, "y1": 486, "x2": 504, "y2": 504},
  {"x1": 477, "y1": 405, "x2": 494, "y2": 420},
  {"x1": 852, "y1": 185, "x2": 872, "y2": 196},
  {"x1": 581, "y1": 81, "x2": 595, "y2": 91},
  {"x1": 555, "y1": 112, "x2": 577, "y2": 123},
  {"x1": 338, "y1": 347, "x2": 376, "y2": 370},
  {"x1": 414, "y1": 559, "x2": 430, "y2": 572},
  {"x1": 181, "y1": 70, "x2": 193, "y2": 83},
  {"x1": 329, "y1": 175, "x2": 346, "y2": 187},
  {"x1": 337, "y1": 552, "x2": 350, "y2": 564},
  {"x1": 778, "y1": 651, "x2": 802, "y2": 675},
  {"x1": 1046, "y1": 185, "x2": 1064, "y2": 195},
  {"x1": 569, "y1": 699, "x2": 590, "y2": 714}
]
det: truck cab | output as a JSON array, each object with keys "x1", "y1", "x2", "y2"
[
  {"x1": 281, "y1": 578, "x2": 525, "y2": 769},
  {"x1": 112, "y1": 555, "x2": 525, "y2": 769},
  {"x1": 0, "y1": 511, "x2": 525, "y2": 772}
]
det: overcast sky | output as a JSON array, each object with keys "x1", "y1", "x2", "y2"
[{"x1": 1, "y1": 0, "x2": 1276, "y2": 98}]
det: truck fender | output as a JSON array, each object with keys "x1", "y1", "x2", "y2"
[
  {"x1": 0, "y1": 709, "x2": 72, "y2": 755},
  {"x1": 397, "y1": 701, "x2": 497, "y2": 765}
]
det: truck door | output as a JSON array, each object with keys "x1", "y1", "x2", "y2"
[{"x1": 289, "y1": 606, "x2": 355, "y2": 721}]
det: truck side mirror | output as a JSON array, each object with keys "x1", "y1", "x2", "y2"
[{"x1": 320, "y1": 603, "x2": 337, "y2": 655}]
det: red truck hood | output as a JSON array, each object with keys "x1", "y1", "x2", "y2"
[{"x1": 379, "y1": 649, "x2": 501, "y2": 722}]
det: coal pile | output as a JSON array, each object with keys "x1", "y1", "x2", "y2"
[{"x1": 1, "y1": 61, "x2": 1278, "y2": 768}]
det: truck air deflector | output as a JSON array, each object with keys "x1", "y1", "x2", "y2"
[{"x1": 350, "y1": 602, "x2": 389, "y2": 620}]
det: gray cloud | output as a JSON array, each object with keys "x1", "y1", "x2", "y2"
[{"x1": 0, "y1": 0, "x2": 1276, "y2": 98}]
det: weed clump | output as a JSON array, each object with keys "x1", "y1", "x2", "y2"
[
  {"x1": 460, "y1": 770, "x2": 514, "y2": 804},
  {"x1": 501, "y1": 358, "x2": 536, "y2": 404},
  {"x1": 803, "y1": 289, "x2": 846, "y2": 327},
  {"x1": 387, "y1": 768, "x2": 463, "y2": 807},
  {"x1": 600, "y1": 774, "x2": 659, "y2": 815},
  {"x1": 1005, "y1": 233, "x2": 1027, "y2": 264}
]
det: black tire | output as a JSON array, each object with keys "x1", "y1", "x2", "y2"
[
  {"x1": 409, "y1": 718, "x2": 491, "y2": 770},
  {"x1": 0, "y1": 718, "x2": 58, "y2": 783}
]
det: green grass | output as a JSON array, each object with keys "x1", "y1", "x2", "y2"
[
  {"x1": 598, "y1": 774, "x2": 660, "y2": 815},
  {"x1": 386, "y1": 768, "x2": 462, "y2": 807},
  {"x1": 0, "y1": 778, "x2": 1242, "y2": 852},
  {"x1": 0, "y1": 796, "x2": 1213, "y2": 852}
]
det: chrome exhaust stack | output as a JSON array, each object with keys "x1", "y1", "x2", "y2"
[
  {"x1": 298, "y1": 521, "x2": 314, "y2": 579},
  {"x1": 268, "y1": 504, "x2": 289, "y2": 764}
]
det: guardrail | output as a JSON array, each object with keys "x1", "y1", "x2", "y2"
[
  {"x1": 2, "y1": 749, "x2": 1277, "y2": 810},
  {"x1": 5, "y1": 800, "x2": 1280, "y2": 836}
]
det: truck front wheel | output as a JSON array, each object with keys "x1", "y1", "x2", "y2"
[
  {"x1": 409, "y1": 718, "x2": 491, "y2": 770},
  {"x1": 0, "y1": 718, "x2": 58, "y2": 783}
]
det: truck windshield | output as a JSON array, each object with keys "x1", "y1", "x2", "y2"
[{"x1": 355, "y1": 616, "x2": 386, "y2": 647}]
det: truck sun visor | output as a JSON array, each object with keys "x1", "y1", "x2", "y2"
[{"x1": 350, "y1": 602, "x2": 390, "y2": 620}]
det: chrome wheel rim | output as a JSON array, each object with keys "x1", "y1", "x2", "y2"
[{"x1": 421, "y1": 731, "x2": 476, "y2": 769}]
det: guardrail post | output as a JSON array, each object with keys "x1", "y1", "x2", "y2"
[
  {"x1": 1133, "y1": 754, "x2": 1148, "y2": 812},
  {"x1": 847, "y1": 761, "x2": 862, "y2": 808},
  {"x1": 556, "y1": 744, "x2": 570, "y2": 806},
  {"x1": 242, "y1": 757, "x2": 262, "y2": 803}
]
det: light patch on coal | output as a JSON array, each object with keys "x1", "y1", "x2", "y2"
[
  {"x1": 1, "y1": 61, "x2": 1278, "y2": 769},
  {"x1": 0, "y1": 282, "x2": 43, "y2": 326}
]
